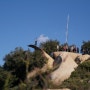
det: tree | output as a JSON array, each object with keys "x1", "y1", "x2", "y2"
[
  {"x1": 59, "y1": 60, "x2": 90, "y2": 90},
  {"x1": 0, "y1": 67, "x2": 7, "y2": 90},
  {"x1": 3, "y1": 47, "x2": 47, "y2": 89},
  {"x1": 0, "y1": 66, "x2": 18, "y2": 90},
  {"x1": 28, "y1": 50, "x2": 47, "y2": 71},
  {"x1": 40, "y1": 40, "x2": 60, "y2": 55},
  {"x1": 81, "y1": 41, "x2": 90, "y2": 55},
  {"x1": 3, "y1": 47, "x2": 30, "y2": 84}
]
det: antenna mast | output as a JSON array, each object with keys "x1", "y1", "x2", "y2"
[{"x1": 66, "y1": 14, "x2": 69, "y2": 44}]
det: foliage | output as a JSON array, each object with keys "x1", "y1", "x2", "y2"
[
  {"x1": 0, "y1": 67, "x2": 8, "y2": 90},
  {"x1": 59, "y1": 60, "x2": 90, "y2": 90},
  {"x1": 28, "y1": 50, "x2": 47, "y2": 71},
  {"x1": 81, "y1": 40, "x2": 90, "y2": 54},
  {"x1": 3, "y1": 47, "x2": 27, "y2": 82},
  {"x1": 2, "y1": 47, "x2": 47, "y2": 89},
  {"x1": 40, "y1": 40, "x2": 60, "y2": 55},
  {"x1": 0, "y1": 67, "x2": 18, "y2": 90},
  {"x1": 1, "y1": 40, "x2": 90, "y2": 90},
  {"x1": 9, "y1": 83, "x2": 27, "y2": 90}
]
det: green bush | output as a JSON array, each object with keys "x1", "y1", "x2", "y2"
[{"x1": 59, "y1": 61, "x2": 90, "y2": 90}]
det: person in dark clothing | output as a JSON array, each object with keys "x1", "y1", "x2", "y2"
[{"x1": 77, "y1": 47, "x2": 79, "y2": 53}]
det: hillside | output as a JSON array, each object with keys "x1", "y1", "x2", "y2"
[
  {"x1": 1, "y1": 45, "x2": 90, "y2": 90},
  {"x1": 59, "y1": 60, "x2": 90, "y2": 90},
  {"x1": 50, "y1": 51, "x2": 90, "y2": 85},
  {"x1": 26, "y1": 49, "x2": 90, "y2": 85},
  {"x1": 26, "y1": 46, "x2": 90, "y2": 90}
]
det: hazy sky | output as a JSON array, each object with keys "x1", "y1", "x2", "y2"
[{"x1": 0, "y1": 0, "x2": 90, "y2": 65}]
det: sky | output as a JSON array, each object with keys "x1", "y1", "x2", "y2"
[{"x1": 0, "y1": 0, "x2": 90, "y2": 65}]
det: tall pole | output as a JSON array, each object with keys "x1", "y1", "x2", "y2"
[
  {"x1": 35, "y1": 38, "x2": 37, "y2": 46},
  {"x1": 66, "y1": 14, "x2": 69, "y2": 44}
]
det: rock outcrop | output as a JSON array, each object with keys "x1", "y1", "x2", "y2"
[
  {"x1": 51, "y1": 51, "x2": 90, "y2": 84},
  {"x1": 51, "y1": 52, "x2": 78, "y2": 85}
]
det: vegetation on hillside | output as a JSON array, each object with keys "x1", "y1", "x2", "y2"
[{"x1": 59, "y1": 60, "x2": 90, "y2": 90}]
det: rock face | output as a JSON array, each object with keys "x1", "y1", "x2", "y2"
[
  {"x1": 51, "y1": 52, "x2": 78, "y2": 84},
  {"x1": 50, "y1": 51, "x2": 90, "y2": 85}
]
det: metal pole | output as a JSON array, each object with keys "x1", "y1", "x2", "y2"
[{"x1": 66, "y1": 14, "x2": 69, "y2": 44}]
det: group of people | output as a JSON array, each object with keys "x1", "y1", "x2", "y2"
[
  {"x1": 57, "y1": 44, "x2": 90, "y2": 55},
  {"x1": 57, "y1": 44, "x2": 79, "y2": 53},
  {"x1": 63, "y1": 45, "x2": 79, "y2": 53}
]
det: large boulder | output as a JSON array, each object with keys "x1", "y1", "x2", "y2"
[
  {"x1": 51, "y1": 51, "x2": 90, "y2": 85},
  {"x1": 78, "y1": 54, "x2": 90, "y2": 63},
  {"x1": 51, "y1": 52, "x2": 78, "y2": 85}
]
